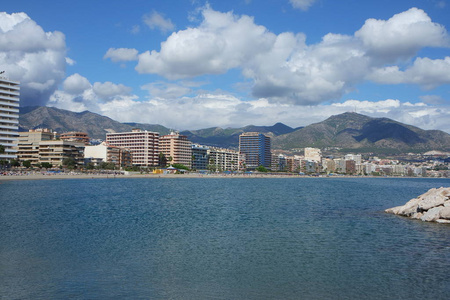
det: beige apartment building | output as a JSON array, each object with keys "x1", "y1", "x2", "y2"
[
  {"x1": 17, "y1": 129, "x2": 55, "y2": 164},
  {"x1": 106, "y1": 129, "x2": 159, "y2": 166},
  {"x1": 60, "y1": 132, "x2": 90, "y2": 144},
  {"x1": 0, "y1": 77, "x2": 20, "y2": 161},
  {"x1": 304, "y1": 147, "x2": 322, "y2": 162},
  {"x1": 160, "y1": 132, "x2": 192, "y2": 169},
  {"x1": 39, "y1": 140, "x2": 85, "y2": 167}
]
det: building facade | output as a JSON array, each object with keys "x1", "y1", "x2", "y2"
[
  {"x1": 304, "y1": 147, "x2": 322, "y2": 162},
  {"x1": 239, "y1": 132, "x2": 271, "y2": 169},
  {"x1": 106, "y1": 129, "x2": 160, "y2": 166},
  {"x1": 84, "y1": 142, "x2": 132, "y2": 168},
  {"x1": 60, "y1": 132, "x2": 90, "y2": 144},
  {"x1": 208, "y1": 147, "x2": 241, "y2": 172},
  {"x1": 17, "y1": 129, "x2": 55, "y2": 164},
  {"x1": 38, "y1": 140, "x2": 85, "y2": 167},
  {"x1": 160, "y1": 132, "x2": 192, "y2": 169},
  {"x1": 0, "y1": 77, "x2": 20, "y2": 161},
  {"x1": 192, "y1": 144, "x2": 209, "y2": 171}
]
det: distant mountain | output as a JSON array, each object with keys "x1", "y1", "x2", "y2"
[
  {"x1": 273, "y1": 112, "x2": 450, "y2": 153},
  {"x1": 181, "y1": 122, "x2": 299, "y2": 148},
  {"x1": 19, "y1": 106, "x2": 170, "y2": 139},
  {"x1": 19, "y1": 107, "x2": 450, "y2": 153}
]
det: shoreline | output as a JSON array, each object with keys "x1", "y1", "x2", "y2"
[{"x1": 1, "y1": 172, "x2": 448, "y2": 182}]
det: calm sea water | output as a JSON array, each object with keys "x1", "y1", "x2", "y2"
[{"x1": 1, "y1": 177, "x2": 450, "y2": 299}]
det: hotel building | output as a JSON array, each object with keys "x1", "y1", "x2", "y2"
[
  {"x1": 239, "y1": 132, "x2": 271, "y2": 169},
  {"x1": 60, "y1": 132, "x2": 90, "y2": 144},
  {"x1": 192, "y1": 144, "x2": 209, "y2": 171},
  {"x1": 0, "y1": 77, "x2": 20, "y2": 161},
  {"x1": 160, "y1": 132, "x2": 192, "y2": 169},
  {"x1": 106, "y1": 129, "x2": 159, "y2": 167}
]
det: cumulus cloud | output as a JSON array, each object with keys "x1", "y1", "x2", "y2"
[
  {"x1": 0, "y1": 12, "x2": 67, "y2": 106},
  {"x1": 355, "y1": 7, "x2": 449, "y2": 63},
  {"x1": 289, "y1": 0, "x2": 318, "y2": 11},
  {"x1": 49, "y1": 74, "x2": 135, "y2": 111},
  {"x1": 129, "y1": 7, "x2": 450, "y2": 106},
  {"x1": 104, "y1": 48, "x2": 138, "y2": 62},
  {"x1": 143, "y1": 11, "x2": 175, "y2": 33},
  {"x1": 368, "y1": 57, "x2": 450, "y2": 89}
]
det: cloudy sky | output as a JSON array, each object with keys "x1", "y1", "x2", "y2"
[{"x1": 1, "y1": 0, "x2": 450, "y2": 132}]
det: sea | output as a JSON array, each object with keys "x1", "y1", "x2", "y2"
[{"x1": 1, "y1": 177, "x2": 449, "y2": 299}]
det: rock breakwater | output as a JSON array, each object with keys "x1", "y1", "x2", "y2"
[{"x1": 385, "y1": 187, "x2": 450, "y2": 223}]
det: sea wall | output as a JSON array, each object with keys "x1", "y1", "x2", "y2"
[{"x1": 385, "y1": 187, "x2": 450, "y2": 223}]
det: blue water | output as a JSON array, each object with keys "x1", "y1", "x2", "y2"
[{"x1": 1, "y1": 177, "x2": 449, "y2": 299}]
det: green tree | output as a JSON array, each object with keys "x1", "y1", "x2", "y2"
[
  {"x1": 62, "y1": 157, "x2": 77, "y2": 169},
  {"x1": 159, "y1": 152, "x2": 168, "y2": 167},
  {"x1": 23, "y1": 160, "x2": 32, "y2": 168},
  {"x1": 256, "y1": 165, "x2": 269, "y2": 172},
  {"x1": 10, "y1": 159, "x2": 20, "y2": 167},
  {"x1": 172, "y1": 163, "x2": 189, "y2": 170},
  {"x1": 41, "y1": 162, "x2": 52, "y2": 169},
  {"x1": 0, "y1": 144, "x2": 5, "y2": 154}
]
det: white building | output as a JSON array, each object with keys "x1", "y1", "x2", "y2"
[
  {"x1": 304, "y1": 147, "x2": 322, "y2": 162},
  {"x1": 0, "y1": 77, "x2": 20, "y2": 161},
  {"x1": 208, "y1": 147, "x2": 242, "y2": 171}
]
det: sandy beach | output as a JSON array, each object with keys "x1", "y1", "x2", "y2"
[{"x1": 0, "y1": 172, "x2": 309, "y2": 181}]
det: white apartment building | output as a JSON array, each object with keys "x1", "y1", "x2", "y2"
[
  {"x1": 208, "y1": 147, "x2": 242, "y2": 171},
  {"x1": 106, "y1": 129, "x2": 159, "y2": 167},
  {"x1": 0, "y1": 77, "x2": 20, "y2": 161},
  {"x1": 304, "y1": 147, "x2": 322, "y2": 162}
]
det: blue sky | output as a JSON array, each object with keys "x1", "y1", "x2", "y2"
[{"x1": 1, "y1": 0, "x2": 450, "y2": 132}]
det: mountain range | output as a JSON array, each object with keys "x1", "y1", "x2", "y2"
[{"x1": 19, "y1": 106, "x2": 450, "y2": 153}]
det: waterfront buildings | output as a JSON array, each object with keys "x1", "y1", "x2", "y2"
[
  {"x1": 17, "y1": 129, "x2": 55, "y2": 164},
  {"x1": 208, "y1": 147, "x2": 242, "y2": 171},
  {"x1": 84, "y1": 142, "x2": 132, "y2": 168},
  {"x1": 192, "y1": 144, "x2": 209, "y2": 171},
  {"x1": 106, "y1": 129, "x2": 159, "y2": 166},
  {"x1": 38, "y1": 140, "x2": 85, "y2": 167},
  {"x1": 239, "y1": 132, "x2": 271, "y2": 169},
  {"x1": 160, "y1": 132, "x2": 192, "y2": 169},
  {"x1": 0, "y1": 77, "x2": 20, "y2": 161}
]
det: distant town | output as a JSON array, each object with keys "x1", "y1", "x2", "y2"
[{"x1": 1, "y1": 78, "x2": 450, "y2": 178}]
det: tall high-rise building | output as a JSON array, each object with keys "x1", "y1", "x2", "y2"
[
  {"x1": 0, "y1": 77, "x2": 20, "y2": 161},
  {"x1": 239, "y1": 132, "x2": 271, "y2": 169},
  {"x1": 106, "y1": 129, "x2": 159, "y2": 166},
  {"x1": 160, "y1": 132, "x2": 192, "y2": 169}
]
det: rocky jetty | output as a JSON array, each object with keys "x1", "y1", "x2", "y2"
[{"x1": 385, "y1": 187, "x2": 450, "y2": 223}]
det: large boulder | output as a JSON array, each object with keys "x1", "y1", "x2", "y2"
[
  {"x1": 421, "y1": 207, "x2": 443, "y2": 222},
  {"x1": 386, "y1": 187, "x2": 450, "y2": 223}
]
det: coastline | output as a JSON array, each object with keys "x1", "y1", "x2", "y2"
[{"x1": 1, "y1": 172, "x2": 447, "y2": 181}]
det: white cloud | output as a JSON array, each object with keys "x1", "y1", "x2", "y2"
[
  {"x1": 49, "y1": 74, "x2": 135, "y2": 111},
  {"x1": 92, "y1": 82, "x2": 132, "y2": 101},
  {"x1": 141, "y1": 81, "x2": 192, "y2": 99},
  {"x1": 355, "y1": 7, "x2": 449, "y2": 62},
  {"x1": 130, "y1": 7, "x2": 450, "y2": 106},
  {"x1": 289, "y1": 0, "x2": 318, "y2": 11},
  {"x1": 65, "y1": 57, "x2": 76, "y2": 66},
  {"x1": 143, "y1": 11, "x2": 175, "y2": 33},
  {"x1": 63, "y1": 73, "x2": 91, "y2": 95},
  {"x1": 419, "y1": 95, "x2": 445, "y2": 105},
  {"x1": 0, "y1": 12, "x2": 67, "y2": 106},
  {"x1": 368, "y1": 56, "x2": 450, "y2": 89},
  {"x1": 104, "y1": 48, "x2": 138, "y2": 62}
]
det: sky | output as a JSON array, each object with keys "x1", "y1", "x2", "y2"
[{"x1": 1, "y1": 0, "x2": 450, "y2": 132}]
